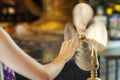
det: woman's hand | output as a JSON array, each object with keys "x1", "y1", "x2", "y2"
[
  {"x1": 58, "y1": 39, "x2": 79, "y2": 62},
  {"x1": 43, "y1": 39, "x2": 79, "y2": 79}
]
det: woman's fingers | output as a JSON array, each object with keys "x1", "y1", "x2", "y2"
[{"x1": 63, "y1": 39, "x2": 79, "y2": 49}]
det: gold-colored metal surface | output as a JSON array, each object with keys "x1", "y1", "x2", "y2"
[
  {"x1": 87, "y1": 45, "x2": 101, "y2": 80},
  {"x1": 87, "y1": 78, "x2": 101, "y2": 80},
  {"x1": 79, "y1": 35, "x2": 86, "y2": 40}
]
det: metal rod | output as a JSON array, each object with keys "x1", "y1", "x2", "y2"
[{"x1": 87, "y1": 44, "x2": 101, "y2": 80}]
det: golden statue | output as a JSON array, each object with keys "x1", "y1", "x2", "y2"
[{"x1": 15, "y1": 0, "x2": 78, "y2": 33}]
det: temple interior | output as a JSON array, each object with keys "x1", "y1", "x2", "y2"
[{"x1": 0, "y1": 0, "x2": 120, "y2": 80}]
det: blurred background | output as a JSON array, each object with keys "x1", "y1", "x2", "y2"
[{"x1": 0, "y1": 0, "x2": 120, "y2": 80}]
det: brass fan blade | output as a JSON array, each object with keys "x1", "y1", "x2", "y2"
[{"x1": 86, "y1": 22, "x2": 108, "y2": 52}]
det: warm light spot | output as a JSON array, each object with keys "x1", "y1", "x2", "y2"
[{"x1": 106, "y1": 8, "x2": 113, "y2": 15}]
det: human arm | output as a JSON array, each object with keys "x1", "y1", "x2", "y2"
[
  {"x1": 43, "y1": 39, "x2": 79, "y2": 80},
  {"x1": 0, "y1": 27, "x2": 50, "y2": 80},
  {"x1": 0, "y1": 27, "x2": 79, "y2": 80}
]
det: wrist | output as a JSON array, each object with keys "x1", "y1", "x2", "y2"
[{"x1": 53, "y1": 54, "x2": 67, "y2": 64}]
